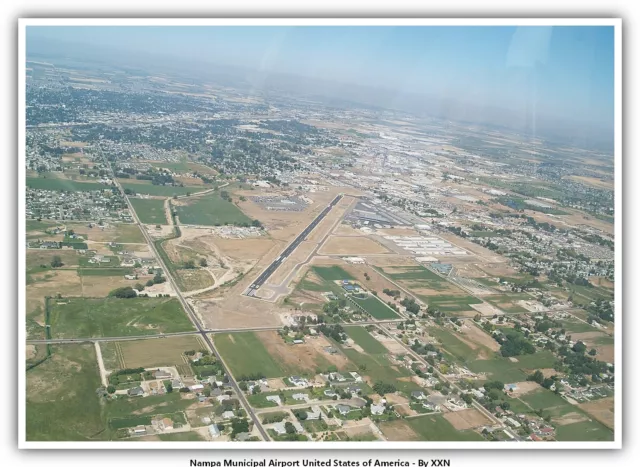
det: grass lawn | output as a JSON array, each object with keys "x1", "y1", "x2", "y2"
[
  {"x1": 48, "y1": 297, "x2": 195, "y2": 338},
  {"x1": 558, "y1": 319, "x2": 599, "y2": 334},
  {"x1": 350, "y1": 295, "x2": 399, "y2": 319},
  {"x1": 119, "y1": 180, "x2": 208, "y2": 196},
  {"x1": 554, "y1": 420, "x2": 614, "y2": 442},
  {"x1": 27, "y1": 177, "x2": 110, "y2": 192},
  {"x1": 406, "y1": 414, "x2": 484, "y2": 441},
  {"x1": 214, "y1": 332, "x2": 293, "y2": 379},
  {"x1": 128, "y1": 198, "x2": 168, "y2": 225},
  {"x1": 175, "y1": 192, "x2": 252, "y2": 226},
  {"x1": 26, "y1": 344, "x2": 104, "y2": 441},
  {"x1": 345, "y1": 327, "x2": 388, "y2": 354},
  {"x1": 467, "y1": 351, "x2": 558, "y2": 383},
  {"x1": 312, "y1": 266, "x2": 355, "y2": 281}
]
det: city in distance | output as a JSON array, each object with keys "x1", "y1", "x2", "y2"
[{"x1": 23, "y1": 23, "x2": 616, "y2": 445}]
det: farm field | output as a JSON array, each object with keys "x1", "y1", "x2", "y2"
[
  {"x1": 519, "y1": 388, "x2": 574, "y2": 411},
  {"x1": 350, "y1": 295, "x2": 399, "y2": 319},
  {"x1": 102, "y1": 335, "x2": 205, "y2": 371},
  {"x1": 27, "y1": 177, "x2": 109, "y2": 192},
  {"x1": 174, "y1": 192, "x2": 252, "y2": 226},
  {"x1": 128, "y1": 198, "x2": 168, "y2": 225},
  {"x1": 48, "y1": 297, "x2": 195, "y2": 338},
  {"x1": 406, "y1": 414, "x2": 484, "y2": 441},
  {"x1": 26, "y1": 344, "x2": 104, "y2": 441},
  {"x1": 554, "y1": 420, "x2": 614, "y2": 442},
  {"x1": 119, "y1": 180, "x2": 208, "y2": 197},
  {"x1": 345, "y1": 327, "x2": 388, "y2": 354},
  {"x1": 312, "y1": 265, "x2": 355, "y2": 281},
  {"x1": 483, "y1": 294, "x2": 531, "y2": 314},
  {"x1": 429, "y1": 327, "x2": 480, "y2": 363},
  {"x1": 77, "y1": 268, "x2": 133, "y2": 276},
  {"x1": 318, "y1": 236, "x2": 390, "y2": 255},
  {"x1": 65, "y1": 222, "x2": 146, "y2": 244},
  {"x1": 467, "y1": 351, "x2": 558, "y2": 382}
]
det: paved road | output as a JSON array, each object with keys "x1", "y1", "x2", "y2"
[
  {"x1": 245, "y1": 194, "x2": 343, "y2": 296},
  {"x1": 98, "y1": 146, "x2": 270, "y2": 442}
]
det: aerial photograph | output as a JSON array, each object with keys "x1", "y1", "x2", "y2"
[{"x1": 21, "y1": 22, "x2": 617, "y2": 445}]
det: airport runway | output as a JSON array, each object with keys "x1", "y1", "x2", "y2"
[{"x1": 245, "y1": 194, "x2": 343, "y2": 297}]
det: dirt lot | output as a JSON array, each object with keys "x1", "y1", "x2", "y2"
[
  {"x1": 443, "y1": 408, "x2": 492, "y2": 430},
  {"x1": 265, "y1": 378, "x2": 288, "y2": 390},
  {"x1": 379, "y1": 420, "x2": 420, "y2": 441},
  {"x1": 256, "y1": 331, "x2": 354, "y2": 371},
  {"x1": 266, "y1": 240, "x2": 317, "y2": 286},
  {"x1": 26, "y1": 345, "x2": 36, "y2": 360},
  {"x1": 460, "y1": 322, "x2": 501, "y2": 352},
  {"x1": 195, "y1": 295, "x2": 284, "y2": 329},
  {"x1": 333, "y1": 224, "x2": 370, "y2": 236},
  {"x1": 64, "y1": 222, "x2": 146, "y2": 244},
  {"x1": 594, "y1": 345, "x2": 615, "y2": 364},
  {"x1": 117, "y1": 335, "x2": 205, "y2": 368},
  {"x1": 552, "y1": 411, "x2": 590, "y2": 426},
  {"x1": 475, "y1": 262, "x2": 521, "y2": 278},
  {"x1": 469, "y1": 302, "x2": 504, "y2": 317},
  {"x1": 578, "y1": 397, "x2": 614, "y2": 429},
  {"x1": 318, "y1": 236, "x2": 391, "y2": 255},
  {"x1": 79, "y1": 275, "x2": 137, "y2": 297},
  {"x1": 27, "y1": 270, "x2": 83, "y2": 304},
  {"x1": 505, "y1": 381, "x2": 540, "y2": 397}
]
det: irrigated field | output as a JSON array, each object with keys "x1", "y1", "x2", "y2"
[
  {"x1": 345, "y1": 327, "x2": 388, "y2": 354},
  {"x1": 26, "y1": 344, "x2": 104, "y2": 441},
  {"x1": 350, "y1": 295, "x2": 399, "y2": 319},
  {"x1": 467, "y1": 351, "x2": 558, "y2": 382},
  {"x1": 175, "y1": 192, "x2": 252, "y2": 226},
  {"x1": 48, "y1": 297, "x2": 195, "y2": 338},
  {"x1": 119, "y1": 180, "x2": 208, "y2": 196},
  {"x1": 27, "y1": 177, "x2": 109, "y2": 192},
  {"x1": 128, "y1": 198, "x2": 168, "y2": 225}
]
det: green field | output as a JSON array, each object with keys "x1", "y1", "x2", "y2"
[
  {"x1": 174, "y1": 192, "x2": 252, "y2": 226},
  {"x1": 76, "y1": 268, "x2": 133, "y2": 276},
  {"x1": 157, "y1": 431, "x2": 204, "y2": 441},
  {"x1": 467, "y1": 351, "x2": 558, "y2": 382},
  {"x1": 128, "y1": 198, "x2": 168, "y2": 225},
  {"x1": 214, "y1": 332, "x2": 335, "y2": 379},
  {"x1": 350, "y1": 295, "x2": 399, "y2": 319},
  {"x1": 345, "y1": 327, "x2": 388, "y2": 354},
  {"x1": 26, "y1": 344, "x2": 104, "y2": 441},
  {"x1": 378, "y1": 265, "x2": 451, "y2": 291},
  {"x1": 429, "y1": 327, "x2": 479, "y2": 363},
  {"x1": 554, "y1": 420, "x2": 614, "y2": 442},
  {"x1": 119, "y1": 180, "x2": 208, "y2": 197},
  {"x1": 48, "y1": 297, "x2": 195, "y2": 338},
  {"x1": 312, "y1": 266, "x2": 355, "y2": 281},
  {"x1": 558, "y1": 319, "x2": 599, "y2": 334},
  {"x1": 27, "y1": 177, "x2": 110, "y2": 192},
  {"x1": 422, "y1": 295, "x2": 483, "y2": 312},
  {"x1": 406, "y1": 414, "x2": 484, "y2": 441}
]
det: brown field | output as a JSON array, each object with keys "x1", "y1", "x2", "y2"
[
  {"x1": 505, "y1": 381, "x2": 540, "y2": 397},
  {"x1": 578, "y1": 397, "x2": 614, "y2": 429},
  {"x1": 195, "y1": 295, "x2": 285, "y2": 329},
  {"x1": 306, "y1": 196, "x2": 355, "y2": 243},
  {"x1": 27, "y1": 249, "x2": 80, "y2": 270},
  {"x1": 175, "y1": 176, "x2": 205, "y2": 186},
  {"x1": 256, "y1": 331, "x2": 355, "y2": 372},
  {"x1": 443, "y1": 409, "x2": 492, "y2": 430},
  {"x1": 59, "y1": 141, "x2": 88, "y2": 148},
  {"x1": 27, "y1": 269, "x2": 83, "y2": 305},
  {"x1": 116, "y1": 335, "x2": 205, "y2": 368},
  {"x1": 208, "y1": 237, "x2": 278, "y2": 262},
  {"x1": 26, "y1": 345, "x2": 36, "y2": 360},
  {"x1": 474, "y1": 262, "x2": 521, "y2": 278},
  {"x1": 318, "y1": 236, "x2": 390, "y2": 255},
  {"x1": 266, "y1": 241, "x2": 317, "y2": 286},
  {"x1": 589, "y1": 276, "x2": 615, "y2": 289},
  {"x1": 594, "y1": 345, "x2": 615, "y2": 364},
  {"x1": 566, "y1": 175, "x2": 613, "y2": 190},
  {"x1": 80, "y1": 274, "x2": 137, "y2": 297},
  {"x1": 333, "y1": 224, "x2": 369, "y2": 236},
  {"x1": 379, "y1": 420, "x2": 420, "y2": 441},
  {"x1": 552, "y1": 411, "x2": 590, "y2": 426},
  {"x1": 460, "y1": 322, "x2": 501, "y2": 352},
  {"x1": 65, "y1": 222, "x2": 146, "y2": 244},
  {"x1": 176, "y1": 269, "x2": 215, "y2": 292}
]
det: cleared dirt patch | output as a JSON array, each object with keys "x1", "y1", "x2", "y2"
[
  {"x1": 443, "y1": 408, "x2": 492, "y2": 430},
  {"x1": 506, "y1": 381, "x2": 540, "y2": 397},
  {"x1": 318, "y1": 236, "x2": 390, "y2": 255},
  {"x1": 117, "y1": 335, "x2": 205, "y2": 368},
  {"x1": 26, "y1": 345, "x2": 36, "y2": 360},
  {"x1": 579, "y1": 397, "x2": 614, "y2": 429},
  {"x1": 552, "y1": 411, "x2": 590, "y2": 426},
  {"x1": 256, "y1": 331, "x2": 353, "y2": 372},
  {"x1": 460, "y1": 322, "x2": 501, "y2": 352},
  {"x1": 379, "y1": 420, "x2": 420, "y2": 441},
  {"x1": 470, "y1": 302, "x2": 504, "y2": 317},
  {"x1": 80, "y1": 275, "x2": 136, "y2": 297}
]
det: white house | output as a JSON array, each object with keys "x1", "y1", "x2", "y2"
[
  {"x1": 266, "y1": 395, "x2": 282, "y2": 406},
  {"x1": 209, "y1": 424, "x2": 221, "y2": 438}
]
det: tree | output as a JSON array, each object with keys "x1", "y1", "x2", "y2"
[
  {"x1": 184, "y1": 259, "x2": 196, "y2": 269},
  {"x1": 199, "y1": 258, "x2": 208, "y2": 267},
  {"x1": 134, "y1": 283, "x2": 145, "y2": 292},
  {"x1": 146, "y1": 279, "x2": 154, "y2": 287},
  {"x1": 108, "y1": 286, "x2": 137, "y2": 299},
  {"x1": 527, "y1": 370, "x2": 545, "y2": 385},
  {"x1": 285, "y1": 422, "x2": 296, "y2": 434},
  {"x1": 588, "y1": 348, "x2": 597, "y2": 356},
  {"x1": 107, "y1": 385, "x2": 116, "y2": 394},
  {"x1": 50, "y1": 256, "x2": 63, "y2": 268}
]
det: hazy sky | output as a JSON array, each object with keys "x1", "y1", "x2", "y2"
[{"x1": 27, "y1": 25, "x2": 615, "y2": 127}]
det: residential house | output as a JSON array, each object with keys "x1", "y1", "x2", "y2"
[
  {"x1": 133, "y1": 425, "x2": 147, "y2": 434},
  {"x1": 171, "y1": 378, "x2": 184, "y2": 389},
  {"x1": 324, "y1": 390, "x2": 337, "y2": 398},
  {"x1": 306, "y1": 406, "x2": 322, "y2": 420},
  {"x1": 128, "y1": 387, "x2": 145, "y2": 397},
  {"x1": 271, "y1": 421, "x2": 287, "y2": 435},
  {"x1": 336, "y1": 404, "x2": 353, "y2": 416},
  {"x1": 370, "y1": 404, "x2": 385, "y2": 415},
  {"x1": 289, "y1": 376, "x2": 308, "y2": 387},
  {"x1": 222, "y1": 411, "x2": 235, "y2": 419},
  {"x1": 349, "y1": 372, "x2": 363, "y2": 382},
  {"x1": 209, "y1": 424, "x2": 221, "y2": 438},
  {"x1": 235, "y1": 432, "x2": 251, "y2": 441},
  {"x1": 217, "y1": 394, "x2": 230, "y2": 403},
  {"x1": 293, "y1": 339, "x2": 304, "y2": 344},
  {"x1": 154, "y1": 370, "x2": 172, "y2": 380},
  {"x1": 346, "y1": 385, "x2": 361, "y2": 395},
  {"x1": 292, "y1": 393, "x2": 309, "y2": 402},
  {"x1": 159, "y1": 418, "x2": 174, "y2": 431},
  {"x1": 266, "y1": 395, "x2": 282, "y2": 406},
  {"x1": 411, "y1": 391, "x2": 426, "y2": 400},
  {"x1": 505, "y1": 417, "x2": 522, "y2": 428},
  {"x1": 190, "y1": 384, "x2": 204, "y2": 391},
  {"x1": 329, "y1": 372, "x2": 346, "y2": 382}
]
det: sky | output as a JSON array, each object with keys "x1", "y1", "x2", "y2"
[{"x1": 26, "y1": 25, "x2": 615, "y2": 129}]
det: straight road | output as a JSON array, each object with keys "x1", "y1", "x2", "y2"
[
  {"x1": 245, "y1": 194, "x2": 343, "y2": 296},
  {"x1": 98, "y1": 146, "x2": 270, "y2": 441}
]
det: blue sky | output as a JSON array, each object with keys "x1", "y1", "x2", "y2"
[{"x1": 27, "y1": 25, "x2": 615, "y2": 127}]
